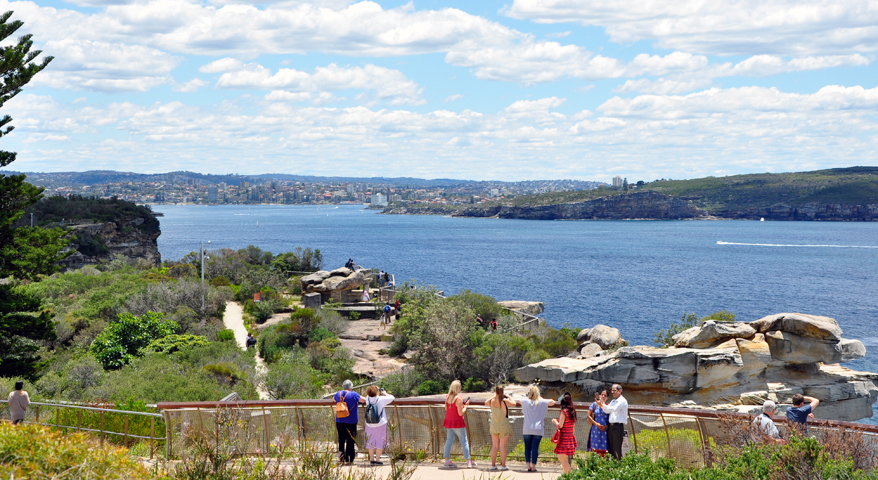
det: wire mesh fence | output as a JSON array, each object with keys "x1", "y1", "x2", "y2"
[
  {"x1": 156, "y1": 400, "x2": 878, "y2": 463},
  {"x1": 1, "y1": 400, "x2": 166, "y2": 457}
]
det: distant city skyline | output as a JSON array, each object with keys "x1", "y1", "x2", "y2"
[{"x1": 1, "y1": 0, "x2": 876, "y2": 181}]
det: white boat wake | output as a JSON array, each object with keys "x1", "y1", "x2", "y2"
[{"x1": 717, "y1": 241, "x2": 878, "y2": 248}]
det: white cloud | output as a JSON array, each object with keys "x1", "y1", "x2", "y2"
[
  {"x1": 505, "y1": 0, "x2": 878, "y2": 56},
  {"x1": 173, "y1": 78, "x2": 209, "y2": 93},
  {"x1": 32, "y1": 39, "x2": 178, "y2": 92},
  {"x1": 6, "y1": 86, "x2": 878, "y2": 180},
  {"x1": 199, "y1": 57, "x2": 245, "y2": 73},
  {"x1": 215, "y1": 62, "x2": 425, "y2": 105},
  {"x1": 505, "y1": 97, "x2": 566, "y2": 113},
  {"x1": 444, "y1": 94, "x2": 464, "y2": 103}
]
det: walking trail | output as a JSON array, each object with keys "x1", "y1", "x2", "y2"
[{"x1": 223, "y1": 301, "x2": 270, "y2": 400}]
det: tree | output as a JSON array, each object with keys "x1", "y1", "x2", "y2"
[
  {"x1": 0, "y1": 11, "x2": 59, "y2": 377},
  {"x1": 89, "y1": 312, "x2": 179, "y2": 369}
]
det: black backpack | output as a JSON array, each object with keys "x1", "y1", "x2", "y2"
[{"x1": 365, "y1": 397, "x2": 381, "y2": 424}]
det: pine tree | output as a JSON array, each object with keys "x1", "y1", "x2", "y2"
[{"x1": 0, "y1": 11, "x2": 61, "y2": 378}]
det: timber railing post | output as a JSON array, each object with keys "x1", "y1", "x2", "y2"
[
  {"x1": 124, "y1": 414, "x2": 130, "y2": 447},
  {"x1": 100, "y1": 410, "x2": 105, "y2": 447},
  {"x1": 150, "y1": 416, "x2": 155, "y2": 459},
  {"x1": 660, "y1": 414, "x2": 671, "y2": 458},
  {"x1": 34, "y1": 405, "x2": 40, "y2": 425},
  {"x1": 628, "y1": 416, "x2": 638, "y2": 454}
]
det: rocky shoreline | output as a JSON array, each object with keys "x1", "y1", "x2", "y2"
[
  {"x1": 381, "y1": 191, "x2": 878, "y2": 221},
  {"x1": 515, "y1": 313, "x2": 877, "y2": 422}
]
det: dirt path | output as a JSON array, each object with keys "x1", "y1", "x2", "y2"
[{"x1": 223, "y1": 301, "x2": 270, "y2": 400}]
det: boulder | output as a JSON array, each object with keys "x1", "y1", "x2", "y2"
[
  {"x1": 576, "y1": 324, "x2": 624, "y2": 349},
  {"x1": 673, "y1": 321, "x2": 756, "y2": 348},
  {"x1": 498, "y1": 300, "x2": 545, "y2": 316},
  {"x1": 750, "y1": 313, "x2": 842, "y2": 341},
  {"x1": 302, "y1": 293, "x2": 321, "y2": 310},
  {"x1": 314, "y1": 271, "x2": 367, "y2": 292},
  {"x1": 764, "y1": 331, "x2": 865, "y2": 364},
  {"x1": 329, "y1": 267, "x2": 354, "y2": 277},
  {"x1": 301, "y1": 271, "x2": 330, "y2": 286},
  {"x1": 577, "y1": 342, "x2": 603, "y2": 358},
  {"x1": 735, "y1": 334, "x2": 772, "y2": 373}
]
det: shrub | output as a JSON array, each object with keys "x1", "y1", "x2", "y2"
[
  {"x1": 0, "y1": 422, "x2": 154, "y2": 479},
  {"x1": 210, "y1": 275, "x2": 231, "y2": 287},
  {"x1": 264, "y1": 350, "x2": 324, "y2": 399},
  {"x1": 217, "y1": 329, "x2": 236, "y2": 342},
  {"x1": 654, "y1": 311, "x2": 736, "y2": 347},
  {"x1": 416, "y1": 379, "x2": 450, "y2": 396},
  {"x1": 449, "y1": 289, "x2": 504, "y2": 323},
  {"x1": 89, "y1": 311, "x2": 178, "y2": 369},
  {"x1": 378, "y1": 368, "x2": 425, "y2": 397},
  {"x1": 307, "y1": 327, "x2": 336, "y2": 343},
  {"x1": 462, "y1": 377, "x2": 486, "y2": 392},
  {"x1": 144, "y1": 334, "x2": 209, "y2": 354}
]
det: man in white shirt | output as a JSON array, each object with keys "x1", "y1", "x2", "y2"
[
  {"x1": 598, "y1": 383, "x2": 628, "y2": 459},
  {"x1": 752, "y1": 400, "x2": 784, "y2": 444}
]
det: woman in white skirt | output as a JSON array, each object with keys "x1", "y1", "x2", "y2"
[{"x1": 363, "y1": 385, "x2": 395, "y2": 465}]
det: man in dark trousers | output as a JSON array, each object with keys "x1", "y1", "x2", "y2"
[{"x1": 598, "y1": 383, "x2": 629, "y2": 459}]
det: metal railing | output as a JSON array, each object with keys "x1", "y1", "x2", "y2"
[
  {"x1": 156, "y1": 399, "x2": 878, "y2": 463},
  {"x1": 1, "y1": 400, "x2": 166, "y2": 457}
]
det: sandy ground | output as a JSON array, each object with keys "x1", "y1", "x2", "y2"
[{"x1": 223, "y1": 301, "x2": 270, "y2": 399}]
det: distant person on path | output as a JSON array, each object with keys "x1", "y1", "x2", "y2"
[
  {"x1": 363, "y1": 386, "x2": 395, "y2": 465},
  {"x1": 378, "y1": 272, "x2": 385, "y2": 288},
  {"x1": 245, "y1": 333, "x2": 256, "y2": 348},
  {"x1": 383, "y1": 272, "x2": 391, "y2": 287},
  {"x1": 552, "y1": 392, "x2": 577, "y2": 474},
  {"x1": 587, "y1": 389, "x2": 609, "y2": 456},
  {"x1": 362, "y1": 288, "x2": 370, "y2": 302},
  {"x1": 476, "y1": 314, "x2": 484, "y2": 326},
  {"x1": 8, "y1": 381, "x2": 29, "y2": 425},
  {"x1": 490, "y1": 318, "x2": 498, "y2": 331},
  {"x1": 443, "y1": 380, "x2": 475, "y2": 469},
  {"x1": 485, "y1": 385, "x2": 516, "y2": 471},
  {"x1": 599, "y1": 383, "x2": 629, "y2": 460},
  {"x1": 394, "y1": 300, "x2": 401, "y2": 318},
  {"x1": 753, "y1": 400, "x2": 785, "y2": 444},
  {"x1": 520, "y1": 385, "x2": 555, "y2": 472},
  {"x1": 333, "y1": 380, "x2": 365, "y2": 464},
  {"x1": 383, "y1": 303, "x2": 392, "y2": 326},
  {"x1": 786, "y1": 394, "x2": 819, "y2": 434}
]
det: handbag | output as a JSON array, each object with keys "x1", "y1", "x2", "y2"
[{"x1": 550, "y1": 412, "x2": 563, "y2": 444}]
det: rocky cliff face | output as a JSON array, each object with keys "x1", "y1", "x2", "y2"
[
  {"x1": 60, "y1": 218, "x2": 161, "y2": 269},
  {"x1": 455, "y1": 191, "x2": 706, "y2": 220},
  {"x1": 516, "y1": 313, "x2": 878, "y2": 422},
  {"x1": 714, "y1": 203, "x2": 878, "y2": 221}
]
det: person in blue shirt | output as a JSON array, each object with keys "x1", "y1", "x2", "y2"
[
  {"x1": 786, "y1": 394, "x2": 819, "y2": 434},
  {"x1": 334, "y1": 380, "x2": 366, "y2": 464}
]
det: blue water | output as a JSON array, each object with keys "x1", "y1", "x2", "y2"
[{"x1": 155, "y1": 204, "x2": 878, "y2": 423}]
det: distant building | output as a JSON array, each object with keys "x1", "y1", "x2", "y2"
[
  {"x1": 371, "y1": 193, "x2": 387, "y2": 206},
  {"x1": 389, "y1": 194, "x2": 402, "y2": 203},
  {"x1": 490, "y1": 188, "x2": 500, "y2": 197},
  {"x1": 207, "y1": 187, "x2": 219, "y2": 202},
  {"x1": 612, "y1": 176, "x2": 623, "y2": 188}
]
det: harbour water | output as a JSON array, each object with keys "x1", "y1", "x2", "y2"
[{"x1": 156, "y1": 204, "x2": 878, "y2": 423}]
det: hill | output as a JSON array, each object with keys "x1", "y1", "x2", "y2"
[{"x1": 465, "y1": 167, "x2": 878, "y2": 215}]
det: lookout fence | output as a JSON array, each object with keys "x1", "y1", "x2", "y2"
[{"x1": 153, "y1": 399, "x2": 878, "y2": 464}]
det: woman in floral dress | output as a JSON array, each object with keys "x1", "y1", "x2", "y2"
[{"x1": 587, "y1": 389, "x2": 609, "y2": 456}]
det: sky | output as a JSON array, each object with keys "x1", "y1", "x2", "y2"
[{"x1": 0, "y1": 0, "x2": 877, "y2": 182}]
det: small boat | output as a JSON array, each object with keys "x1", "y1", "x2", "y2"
[{"x1": 760, "y1": 218, "x2": 765, "y2": 222}]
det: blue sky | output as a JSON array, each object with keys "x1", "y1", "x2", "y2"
[{"x1": 1, "y1": 0, "x2": 877, "y2": 182}]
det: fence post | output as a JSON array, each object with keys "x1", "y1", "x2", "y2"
[
  {"x1": 394, "y1": 405, "x2": 402, "y2": 447},
  {"x1": 34, "y1": 405, "x2": 40, "y2": 425},
  {"x1": 124, "y1": 414, "x2": 130, "y2": 447},
  {"x1": 628, "y1": 416, "x2": 638, "y2": 454},
  {"x1": 696, "y1": 417, "x2": 711, "y2": 467},
  {"x1": 261, "y1": 405, "x2": 270, "y2": 454},
  {"x1": 164, "y1": 410, "x2": 173, "y2": 459},
  {"x1": 429, "y1": 405, "x2": 439, "y2": 458},
  {"x1": 77, "y1": 409, "x2": 82, "y2": 432},
  {"x1": 100, "y1": 411, "x2": 105, "y2": 447},
  {"x1": 659, "y1": 414, "x2": 671, "y2": 457},
  {"x1": 56, "y1": 407, "x2": 60, "y2": 429},
  {"x1": 150, "y1": 417, "x2": 155, "y2": 460},
  {"x1": 296, "y1": 407, "x2": 305, "y2": 443}
]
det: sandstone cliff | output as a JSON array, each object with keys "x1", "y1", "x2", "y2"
[
  {"x1": 516, "y1": 313, "x2": 877, "y2": 422},
  {"x1": 60, "y1": 218, "x2": 161, "y2": 269}
]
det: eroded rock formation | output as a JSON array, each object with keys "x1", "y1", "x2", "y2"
[
  {"x1": 516, "y1": 313, "x2": 877, "y2": 421},
  {"x1": 60, "y1": 219, "x2": 161, "y2": 269},
  {"x1": 301, "y1": 268, "x2": 369, "y2": 301}
]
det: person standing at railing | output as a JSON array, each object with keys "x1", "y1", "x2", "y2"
[
  {"x1": 520, "y1": 385, "x2": 556, "y2": 473},
  {"x1": 334, "y1": 379, "x2": 365, "y2": 465},
  {"x1": 485, "y1": 385, "x2": 516, "y2": 471},
  {"x1": 752, "y1": 400, "x2": 785, "y2": 444},
  {"x1": 552, "y1": 392, "x2": 577, "y2": 473},
  {"x1": 786, "y1": 394, "x2": 819, "y2": 435},
  {"x1": 8, "y1": 381, "x2": 29, "y2": 425},
  {"x1": 363, "y1": 386, "x2": 395, "y2": 466},
  {"x1": 598, "y1": 383, "x2": 628, "y2": 460},
  {"x1": 443, "y1": 380, "x2": 476, "y2": 469},
  {"x1": 587, "y1": 389, "x2": 609, "y2": 456}
]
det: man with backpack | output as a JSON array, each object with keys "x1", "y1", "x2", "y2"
[
  {"x1": 334, "y1": 379, "x2": 365, "y2": 464},
  {"x1": 382, "y1": 303, "x2": 392, "y2": 327}
]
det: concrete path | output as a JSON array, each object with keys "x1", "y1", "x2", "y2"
[
  {"x1": 344, "y1": 461, "x2": 563, "y2": 480},
  {"x1": 223, "y1": 301, "x2": 270, "y2": 400}
]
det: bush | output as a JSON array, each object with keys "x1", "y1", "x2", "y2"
[
  {"x1": 449, "y1": 289, "x2": 504, "y2": 323},
  {"x1": 416, "y1": 379, "x2": 450, "y2": 396},
  {"x1": 307, "y1": 327, "x2": 336, "y2": 343},
  {"x1": 654, "y1": 311, "x2": 736, "y2": 347},
  {"x1": 378, "y1": 368, "x2": 425, "y2": 397},
  {"x1": 144, "y1": 334, "x2": 209, "y2": 354},
  {"x1": 264, "y1": 350, "x2": 324, "y2": 399},
  {"x1": 462, "y1": 377, "x2": 486, "y2": 392},
  {"x1": 0, "y1": 422, "x2": 154, "y2": 479},
  {"x1": 89, "y1": 311, "x2": 178, "y2": 369},
  {"x1": 217, "y1": 329, "x2": 236, "y2": 342}
]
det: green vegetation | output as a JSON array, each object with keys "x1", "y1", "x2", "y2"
[
  {"x1": 0, "y1": 422, "x2": 154, "y2": 480},
  {"x1": 469, "y1": 167, "x2": 878, "y2": 213},
  {"x1": 654, "y1": 310, "x2": 736, "y2": 347},
  {"x1": 19, "y1": 195, "x2": 160, "y2": 233},
  {"x1": 566, "y1": 435, "x2": 876, "y2": 480},
  {"x1": 90, "y1": 311, "x2": 178, "y2": 369}
]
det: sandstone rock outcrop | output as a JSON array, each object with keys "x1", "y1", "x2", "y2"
[
  {"x1": 576, "y1": 324, "x2": 625, "y2": 349},
  {"x1": 498, "y1": 301, "x2": 545, "y2": 316},
  {"x1": 516, "y1": 313, "x2": 876, "y2": 422},
  {"x1": 301, "y1": 268, "x2": 370, "y2": 302},
  {"x1": 60, "y1": 219, "x2": 161, "y2": 269}
]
